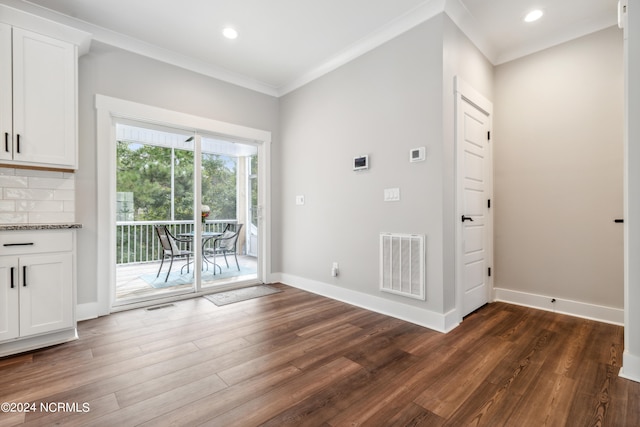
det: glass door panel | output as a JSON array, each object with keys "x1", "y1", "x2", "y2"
[
  {"x1": 247, "y1": 154, "x2": 259, "y2": 257},
  {"x1": 114, "y1": 121, "x2": 195, "y2": 304},
  {"x1": 200, "y1": 136, "x2": 259, "y2": 288}
]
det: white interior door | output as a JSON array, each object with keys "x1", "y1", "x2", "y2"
[{"x1": 456, "y1": 79, "x2": 493, "y2": 317}]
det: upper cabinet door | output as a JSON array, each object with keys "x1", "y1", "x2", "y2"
[
  {"x1": 12, "y1": 28, "x2": 76, "y2": 169},
  {"x1": 0, "y1": 23, "x2": 12, "y2": 163}
]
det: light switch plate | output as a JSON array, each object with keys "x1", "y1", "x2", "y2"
[
  {"x1": 384, "y1": 188, "x2": 400, "y2": 202},
  {"x1": 295, "y1": 195, "x2": 305, "y2": 205}
]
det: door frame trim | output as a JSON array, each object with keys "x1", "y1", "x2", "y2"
[
  {"x1": 95, "y1": 94, "x2": 272, "y2": 316},
  {"x1": 454, "y1": 76, "x2": 494, "y2": 322}
]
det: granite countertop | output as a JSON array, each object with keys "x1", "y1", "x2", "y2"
[{"x1": 0, "y1": 223, "x2": 83, "y2": 231}]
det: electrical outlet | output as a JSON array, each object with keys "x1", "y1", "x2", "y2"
[
  {"x1": 331, "y1": 262, "x2": 339, "y2": 277},
  {"x1": 295, "y1": 195, "x2": 305, "y2": 205}
]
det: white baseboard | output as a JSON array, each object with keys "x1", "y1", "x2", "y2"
[
  {"x1": 493, "y1": 287, "x2": 624, "y2": 325},
  {"x1": 272, "y1": 273, "x2": 458, "y2": 333},
  {"x1": 76, "y1": 302, "x2": 100, "y2": 322}
]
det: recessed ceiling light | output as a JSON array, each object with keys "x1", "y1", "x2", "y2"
[
  {"x1": 222, "y1": 27, "x2": 238, "y2": 40},
  {"x1": 524, "y1": 9, "x2": 544, "y2": 23}
]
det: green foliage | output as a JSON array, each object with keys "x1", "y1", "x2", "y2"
[
  {"x1": 201, "y1": 153, "x2": 237, "y2": 219},
  {"x1": 116, "y1": 141, "x2": 237, "y2": 221},
  {"x1": 250, "y1": 155, "x2": 258, "y2": 227}
]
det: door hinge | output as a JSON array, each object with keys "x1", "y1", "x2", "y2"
[
  {"x1": 488, "y1": 199, "x2": 491, "y2": 209},
  {"x1": 488, "y1": 267, "x2": 492, "y2": 277}
]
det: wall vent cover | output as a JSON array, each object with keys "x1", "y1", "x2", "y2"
[{"x1": 380, "y1": 233, "x2": 425, "y2": 300}]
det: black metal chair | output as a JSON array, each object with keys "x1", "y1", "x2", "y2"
[
  {"x1": 154, "y1": 225, "x2": 193, "y2": 282},
  {"x1": 211, "y1": 223, "x2": 243, "y2": 271}
]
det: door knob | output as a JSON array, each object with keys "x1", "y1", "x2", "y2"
[{"x1": 461, "y1": 215, "x2": 474, "y2": 222}]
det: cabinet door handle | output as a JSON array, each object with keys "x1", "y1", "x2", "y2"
[
  {"x1": 10, "y1": 267, "x2": 14, "y2": 289},
  {"x1": 3, "y1": 243, "x2": 34, "y2": 247},
  {"x1": 23, "y1": 265, "x2": 26, "y2": 287},
  {"x1": 4, "y1": 132, "x2": 8, "y2": 152},
  {"x1": 16, "y1": 134, "x2": 20, "y2": 153}
]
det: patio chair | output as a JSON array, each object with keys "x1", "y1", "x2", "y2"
[
  {"x1": 211, "y1": 223, "x2": 244, "y2": 271},
  {"x1": 154, "y1": 225, "x2": 193, "y2": 282}
]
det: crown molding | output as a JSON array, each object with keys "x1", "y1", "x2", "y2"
[
  {"x1": 8, "y1": 0, "x2": 279, "y2": 96},
  {"x1": 443, "y1": 0, "x2": 498, "y2": 64},
  {"x1": 278, "y1": 0, "x2": 446, "y2": 96},
  {"x1": 494, "y1": 14, "x2": 619, "y2": 65},
  {"x1": 3, "y1": 0, "x2": 618, "y2": 97},
  {"x1": 0, "y1": 1, "x2": 91, "y2": 54},
  {"x1": 11, "y1": 0, "x2": 468, "y2": 98}
]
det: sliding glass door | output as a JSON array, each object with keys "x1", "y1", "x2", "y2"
[{"x1": 114, "y1": 121, "x2": 259, "y2": 305}]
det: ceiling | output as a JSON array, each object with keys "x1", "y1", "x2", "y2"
[{"x1": 6, "y1": 0, "x2": 620, "y2": 96}]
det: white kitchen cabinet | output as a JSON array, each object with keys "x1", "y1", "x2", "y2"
[
  {"x1": 0, "y1": 229, "x2": 76, "y2": 356},
  {"x1": 0, "y1": 22, "x2": 77, "y2": 169},
  {"x1": 0, "y1": 256, "x2": 19, "y2": 341}
]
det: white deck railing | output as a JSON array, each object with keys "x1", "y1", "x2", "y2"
[{"x1": 116, "y1": 220, "x2": 236, "y2": 265}]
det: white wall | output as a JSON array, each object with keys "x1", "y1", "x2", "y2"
[
  {"x1": 442, "y1": 15, "x2": 494, "y2": 311},
  {"x1": 278, "y1": 14, "x2": 493, "y2": 330},
  {"x1": 76, "y1": 41, "x2": 279, "y2": 307},
  {"x1": 622, "y1": 0, "x2": 640, "y2": 382},
  {"x1": 493, "y1": 26, "x2": 624, "y2": 319}
]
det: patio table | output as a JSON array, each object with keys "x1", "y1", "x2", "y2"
[{"x1": 178, "y1": 231, "x2": 222, "y2": 274}]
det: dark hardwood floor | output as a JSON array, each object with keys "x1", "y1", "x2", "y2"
[{"x1": 1, "y1": 283, "x2": 638, "y2": 426}]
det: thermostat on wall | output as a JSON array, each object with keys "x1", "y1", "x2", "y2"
[
  {"x1": 353, "y1": 155, "x2": 369, "y2": 171},
  {"x1": 409, "y1": 147, "x2": 426, "y2": 162}
]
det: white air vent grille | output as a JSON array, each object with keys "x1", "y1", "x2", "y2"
[{"x1": 380, "y1": 233, "x2": 425, "y2": 300}]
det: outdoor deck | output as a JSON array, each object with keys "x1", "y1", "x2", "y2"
[{"x1": 116, "y1": 254, "x2": 258, "y2": 302}]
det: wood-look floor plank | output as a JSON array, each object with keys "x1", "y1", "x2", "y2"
[
  {"x1": 1, "y1": 285, "x2": 638, "y2": 426},
  {"x1": 139, "y1": 364, "x2": 303, "y2": 427},
  {"x1": 218, "y1": 322, "x2": 363, "y2": 386},
  {"x1": 0, "y1": 411, "x2": 24, "y2": 427},
  {"x1": 499, "y1": 372, "x2": 576, "y2": 426},
  {"x1": 201, "y1": 357, "x2": 364, "y2": 426},
  {"x1": 2, "y1": 342, "x2": 199, "y2": 404},
  {"x1": 413, "y1": 338, "x2": 512, "y2": 419},
  {"x1": 381, "y1": 402, "x2": 444, "y2": 427},
  {"x1": 86, "y1": 374, "x2": 227, "y2": 427}
]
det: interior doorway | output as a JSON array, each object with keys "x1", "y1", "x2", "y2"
[{"x1": 455, "y1": 77, "x2": 494, "y2": 318}]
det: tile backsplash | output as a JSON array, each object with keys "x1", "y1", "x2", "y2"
[{"x1": 0, "y1": 167, "x2": 75, "y2": 224}]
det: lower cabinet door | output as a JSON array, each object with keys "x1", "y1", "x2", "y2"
[
  {"x1": 0, "y1": 257, "x2": 19, "y2": 341},
  {"x1": 19, "y1": 253, "x2": 73, "y2": 337}
]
